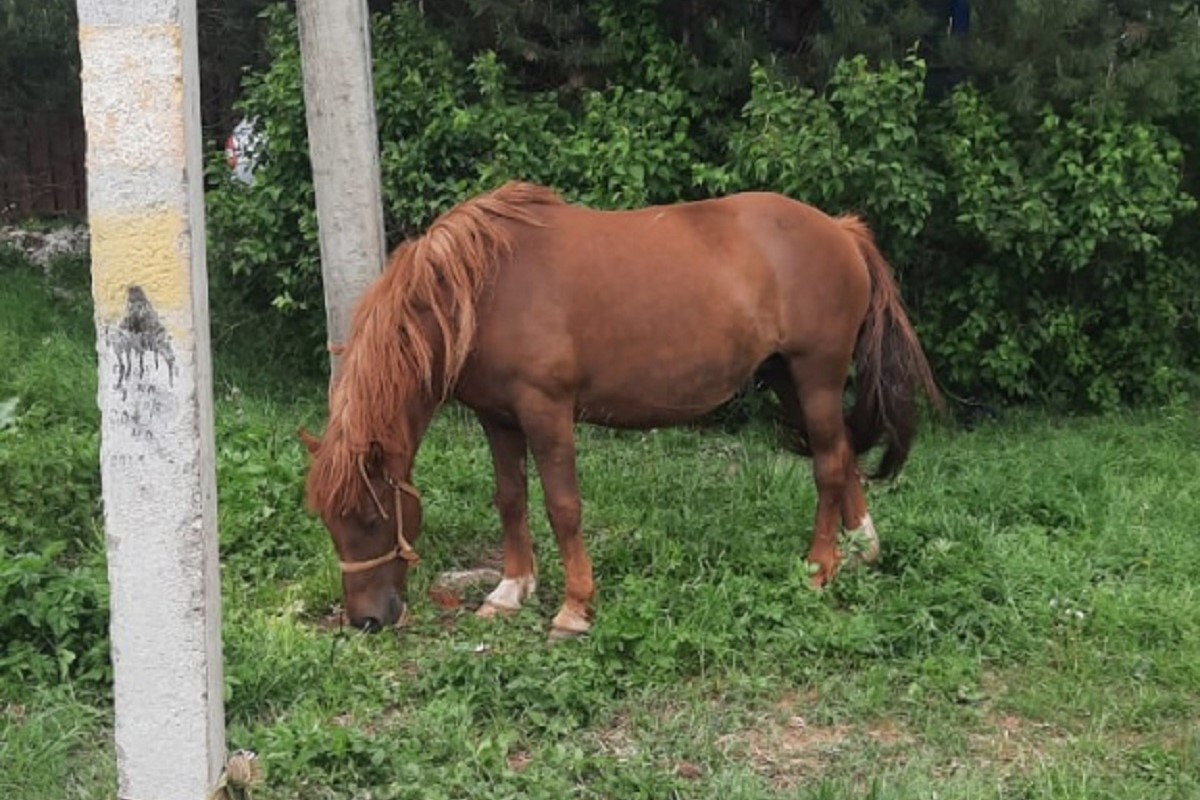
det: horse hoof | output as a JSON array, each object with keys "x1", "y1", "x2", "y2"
[
  {"x1": 841, "y1": 514, "x2": 880, "y2": 566},
  {"x1": 549, "y1": 606, "x2": 591, "y2": 638},
  {"x1": 856, "y1": 546, "x2": 880, "y2": 567},
  {"x1": 808, "y1": 564, "x2": 837, "y2": 590},
  {"x1": 548, "y1": 625, "x2": 587, "y2": 641},
  {"x1": 475, "y1": 601, "x2": 519, "y2": 620},
  {"x1": 476, "y1": 576, "x2": 537, "y2": 620}
]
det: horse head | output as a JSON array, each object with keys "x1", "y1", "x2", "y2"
[{"x1": 301, "y1": 430, "x2": 423, "y2": 631}]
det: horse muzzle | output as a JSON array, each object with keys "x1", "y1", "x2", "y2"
[{"x1": 348, "y1": 592, "x2": 406, "y2": 632}]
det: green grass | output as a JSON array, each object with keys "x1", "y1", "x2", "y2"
[{"x1": 2, "y1": 250, "x2": 1199, "y2": 798}]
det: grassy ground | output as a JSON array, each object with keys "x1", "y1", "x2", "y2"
[{"x1": 2, "y1": 251, "x2": 1198, "y2": 798}]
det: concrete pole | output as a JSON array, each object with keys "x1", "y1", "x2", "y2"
[
  {"x1": 296, "y1": 0, "x2": 388, "y2": 381},
  {"x1": 77, "y1": 2, "x2": 224, "y2": 798}
]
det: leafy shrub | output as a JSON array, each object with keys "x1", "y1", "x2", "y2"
[
  {"x1": 925, "y1": 89, "x2": 1198, "y2": 406},
  {"x1": 0, "y1": 263, "x2": 108, "y2": 691},
  {"x1": 0, "y1": 533, "x2": 108, "y2": 688},
  {"x1": 205, "y1": 4, "x2": 319, "y2": 321},
  {"x1": 208, "y1": 7, "x2": 1198, "y2": 408},
  {"x1": 700, "y1": 52, "x2": 938, "y2": 264},
  {"x1": 207, "y1": 2, "x2": 710, "y2": 352}
]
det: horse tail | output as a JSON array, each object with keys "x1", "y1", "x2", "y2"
[{"x1": 838, "y1": 215, "x2": 943, "y2": 480}]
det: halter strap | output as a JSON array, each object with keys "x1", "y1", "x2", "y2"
[{"x1": 339, "y1": 477, "x2": 422, "y2": 574}]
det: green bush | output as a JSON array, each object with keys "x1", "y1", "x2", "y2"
[
  {"x1": 205, "y1": 4, "x2": 319, "y2": 320},
  {"x1": 207, "y1": 2, "x2": 710, "y2": 353},
  {"x1": 0, "y1": 529, "x2": 108, "y2": 689},
  {"x1": 0, "y1": 260, "x2": 108, "y2": 691},
  {"x1": 704, "y1": 56, "x2": 1197, "y2": 406},
  {"x1": 699, "y1": 53, "x2": 938, "y2": 264},
  {"x1": 208, "y1": 5, "x2": 1198, "y2": 408},
  {"x1": 925, "y1": 89, "x2": 1198, "y2": 406}
]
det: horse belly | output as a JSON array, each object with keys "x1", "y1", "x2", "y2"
[{"x1": 572, "y1": 315, "x2": 767, "y2": 428}]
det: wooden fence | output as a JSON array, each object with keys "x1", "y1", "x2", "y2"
[{"x1": 0, "y1": 111, "x2": 87, "y2": 218}]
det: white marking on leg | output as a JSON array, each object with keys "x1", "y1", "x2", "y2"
[
  {"x1": 483, "y1": 576, "x2": 537, "y2": 612},
  {"x1": 844, "y1": 513, "x2": 880, "y2": 565}
]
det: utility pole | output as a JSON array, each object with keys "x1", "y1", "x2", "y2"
[
  {"x1": 77, "y1": 0, "x2": 224, "y2": 797},
  {"x1": 296, "y1": 0, "x2": 388, "y2": 381}
]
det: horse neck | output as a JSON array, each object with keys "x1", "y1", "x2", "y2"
[
  {"x1": 331, "y1": 297, "x2": 452, "y2": 470},
  {"x1": 381, "y1": 390, "x2": 439, "y2": 480}
]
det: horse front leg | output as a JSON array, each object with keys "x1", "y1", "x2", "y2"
[
  {"x1": 519, "y1": 401, "x2": 593, "y2": 638},
  {"x1": 773, "y1": 369, "x2": 879, "y2": 573},
  {"x1": 477, "y1": 416, "x2": 538, "y2": 618}
]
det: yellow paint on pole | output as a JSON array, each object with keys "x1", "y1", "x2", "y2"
[{"x1": 90, "y1": 212, "x2": 192, "y2": 336}]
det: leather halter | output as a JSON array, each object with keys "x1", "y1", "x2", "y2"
[{"x1": 338, "y1": 474, "x2": 422, "y2": 574}]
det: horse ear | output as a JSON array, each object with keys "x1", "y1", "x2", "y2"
[{"x1": 297, "y1": 428, "x2": 321, "y2": 455}]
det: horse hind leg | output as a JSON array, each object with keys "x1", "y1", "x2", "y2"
[
  {"x1": 759, "y1": 355, "x2": 811, "y2": 455},
  {"x1": 768, "y1": 355, "x2": 878, "y2": 570},
  {"x1": 839, "y1": 462, "x2": 879, "y2": 566},
  {"x1": 837, "y1": 385, "x2": 878, "y2": 565},
  {"x1": 477, "y1": 417, "x2": 538, "y2": 618},
  {"x1": 781, "y1": 352, "x2": 863, "y2": 587}
]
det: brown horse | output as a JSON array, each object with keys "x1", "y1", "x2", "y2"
[{"x1": 302, "y1": 182, "x2": 940, "y2": 636}]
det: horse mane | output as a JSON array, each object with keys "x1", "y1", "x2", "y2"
[{"x1": 306, "y1": 181, "x2": 563, "y2": 516}]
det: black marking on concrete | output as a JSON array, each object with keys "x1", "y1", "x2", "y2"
[{"x1": 114, "y1": 286, "x2": 175, "y2": 391}]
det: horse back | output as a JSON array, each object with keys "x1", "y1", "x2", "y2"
[{"x1": 458, "y1": 191, "x2": 870, "y2": 424}]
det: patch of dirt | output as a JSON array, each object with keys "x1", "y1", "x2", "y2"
[
  {"x1": 588, "y1": 707, "x2": 714, "y2": 779},
  {"x1": 428, "y1": 583, "x2": 463, "y2": 610},
  {"x1": 327, "y1": 702, "x2": 416, "y2": 738},
  {"x1": 476, "y1": 546, "x2": 505, "y2": 572},
  {"x1": 719, "y1": 715, "x2": 860, "y2": 790},
  {"x1": 715, "y1": 694, "x2": 917, "y2": 791},
  {"x1": 581, "y1": 691, "x2": 919, "y2": 790},
  {"x1": 959, "y1": 712, "x2": 1073, "y2": 777},
  {"x1": 507, "y1": 749, "x2": 533, "y2": 773},
  {"x1": 428, "y1": 567, "x2": 502, "y2": 610},
  {"x1": 313, "y1": 608, "x2": 346, "y2": 631},
  {"x1": 865, "y1": 716, "x2": 912, "y2": 748},
  {"x1": 590, "y1": 712, "x2": 641, "y2": 761},
  {"x1": 719, "y1": 699, "x2": 1090, "y2": 789}
]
